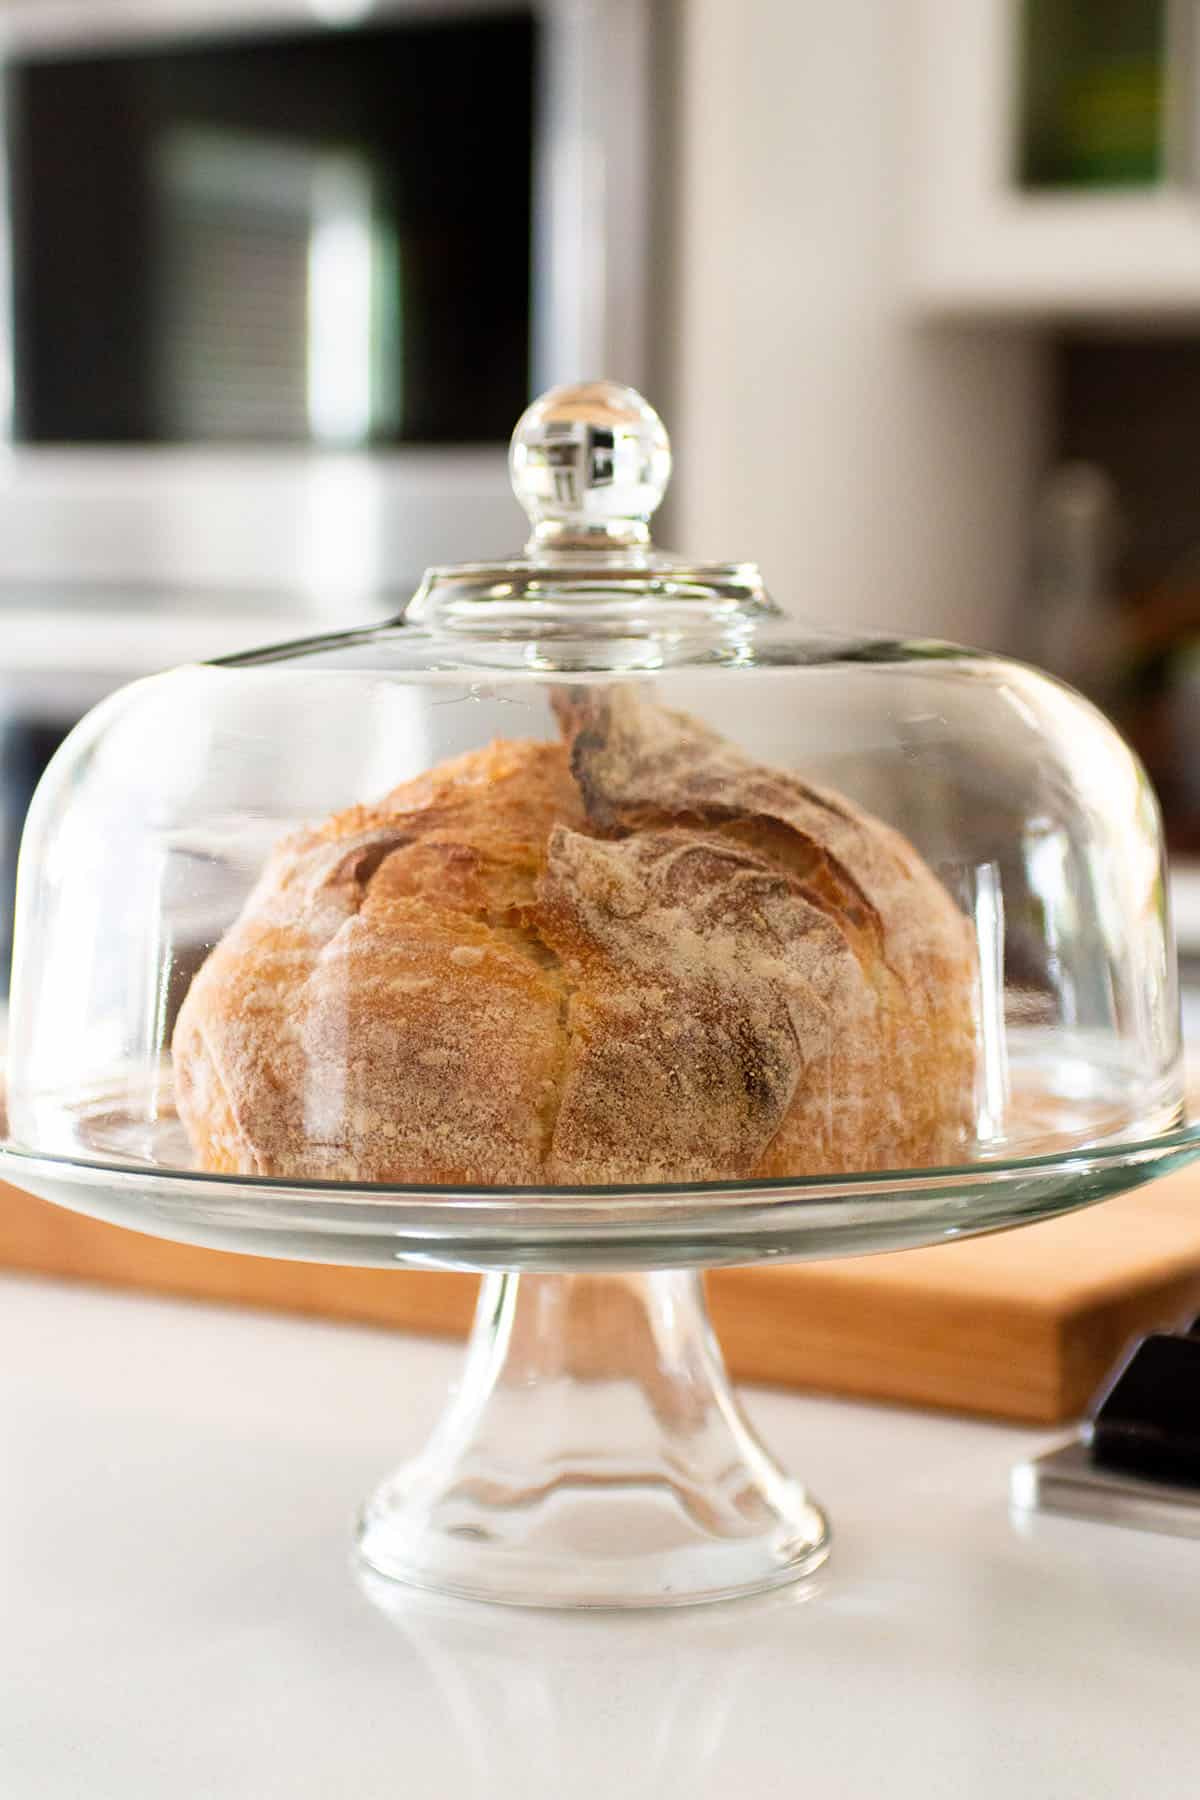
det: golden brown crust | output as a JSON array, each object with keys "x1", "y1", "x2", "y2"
[
  {"x1": 173, "y1": 690, "x2": 978, "y2": 1183},
  {"x1": 172, "y1": 742, "x2": 577, "y2": 1183}
]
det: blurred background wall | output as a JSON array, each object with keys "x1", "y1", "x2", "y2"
[{"x1": 668, "y1": 0, "x2": 1048, "y2": 647}]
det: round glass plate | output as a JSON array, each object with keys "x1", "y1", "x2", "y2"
[{"x1": 2, "y1": 1112, "x2": 1198, "y2": 1274}]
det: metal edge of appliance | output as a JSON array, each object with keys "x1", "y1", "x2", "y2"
[
  {"x1": 1011, "y1": 1438, "x2": 1200, "y2": 1540},
  {"x1": 0, "y1": 0, "x2": 655, "y2": 598}
]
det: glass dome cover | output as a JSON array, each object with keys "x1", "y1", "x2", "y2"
[{"x1": 4, "y1": 379, "x2": 1182, "y2": 1201}]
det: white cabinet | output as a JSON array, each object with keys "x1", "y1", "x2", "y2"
[{"x1": 907, "y1": 0, "x2": 1200, "y2": 318}]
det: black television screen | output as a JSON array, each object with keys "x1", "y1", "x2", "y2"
[{"x1": 4, "y1": 10, "x2": 536, "y2": 447}]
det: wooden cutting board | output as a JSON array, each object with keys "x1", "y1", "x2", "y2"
[{"x1": 2, "y1": 1171, "x2": 1199, "y2": 1423}]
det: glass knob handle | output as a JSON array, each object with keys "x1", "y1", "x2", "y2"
[{"x1": 508, "y1": 379, "x2": 672, "y2": 552}]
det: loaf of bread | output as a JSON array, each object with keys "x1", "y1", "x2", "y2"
[{"x1": 172, "y1": 688, "x2": 978, "y2": 1184}]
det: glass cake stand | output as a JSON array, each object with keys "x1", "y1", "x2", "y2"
[
  {"x1": 2, "y1": 1114, "x2": 1198, "y2": 1609},
  {"x1": 2, "y1": 379, "x2": 1195, "y2": 1606}
]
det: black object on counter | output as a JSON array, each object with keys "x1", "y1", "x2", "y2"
[
  {"x1": 1087, "y1": 1331, "x2": 1200, "y2": 1487},
  {"x1": 0, "y1": 716, "x2": 70, "y2": 997}
]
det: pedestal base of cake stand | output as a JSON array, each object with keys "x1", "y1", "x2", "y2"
[{"x1": 356, "y1": 1269, "x2": 829, "y2": 1609}]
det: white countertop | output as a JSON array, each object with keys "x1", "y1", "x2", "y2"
[{"x1": 1, "y1": 1271, "x2": 1196, "y2": 1799}]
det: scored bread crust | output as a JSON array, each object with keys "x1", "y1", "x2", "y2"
[{"x1": 172, "y1": 689, "x2": 978, "y2": 1184}]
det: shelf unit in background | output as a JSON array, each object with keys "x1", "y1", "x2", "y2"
[{"x1": 907, "y1": 0, "x2": 1200, "y2": 319}]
